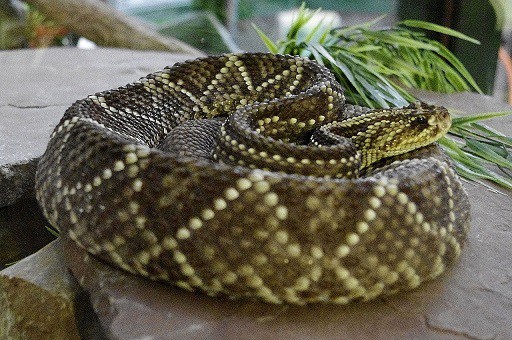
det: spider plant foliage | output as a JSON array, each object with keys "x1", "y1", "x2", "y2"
[{"x1": 254, "y1": 5, "x2": 511, "y2": 191}]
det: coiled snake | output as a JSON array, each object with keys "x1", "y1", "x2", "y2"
[{"x1": 35, "y1": 53, "x2": 470, "y2": 304}]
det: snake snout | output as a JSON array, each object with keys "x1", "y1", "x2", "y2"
[{"x1": 427, "y1": 107, "x2": 451, "y2": 133}]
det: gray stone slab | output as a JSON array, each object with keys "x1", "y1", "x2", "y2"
[
  {"x1": 0, "y1": 47, "x2": 199, "y2": 108},
  {"x1": 0, "y1": 47, "x2": 198, "y2": 207},
  {"x1": 413, "y1": 89, "x2": 512, "y2": 115},
  {"x1": 0, "y1": 105, "x2": 66, "y2": 164}
]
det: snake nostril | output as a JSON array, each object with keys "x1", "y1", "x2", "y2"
[{"x1": 427, "y1": 115, "x2": 437, "y2": 126}]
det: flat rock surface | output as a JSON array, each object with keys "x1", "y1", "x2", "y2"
[
  {"x1": 1, "y1": 48, "x2": 511, "y2": 339},
  {"x1": 0, "y1": 47, "x2": 198, "y2": 207}
]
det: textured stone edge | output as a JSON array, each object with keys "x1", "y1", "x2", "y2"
[
  {"x1": 0, "y1": 239, "x2": 82, "y2": 340},
  {"x1": 0, "y1": 275, "x2": 80, "y2": 340},
  {"x1": 0, "y1": 157, "x2": 39, "y2": 208}
]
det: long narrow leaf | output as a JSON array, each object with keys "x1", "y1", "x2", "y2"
[
  {"x1": 470, "y1": 123, "x2": 512, "y2": 147},
  {"x1": 252, "y1": 24, "x2": 278, "y2": 53},
  {"x1": 452, "y1": 111, "x2": 512, "y2": 126},
  {"x1": 362, "y1": 30, "x2": 440, "y2": 51},
  {"x1": 451, "y1": 161, "x2": 510, "y2": 194},
  {"x1": 464, "y1": 138, "x2": 512, "y2": 169},
  {"x1": 471, "y1": 122, "x2": 508, "y2": 137},
  {"x1": 311, "y1": 43, "x2": 374, "y2": 106},
  {"x1": 451, "y1": 126, "x2": 511, "y2": 149},
  {"x1": 332, "y1": 14, "x2": 387, "y2": 37},
  {"x1": 354, "y1": 73, "x2": 389, "y2": 107},
  {"x1": 440, "y1": 137, "x2": 512, "y2": 189},
  {"x1": 441, "y1": 146, "x2": 512, "y2": 189},
  {"x1": 431, "y1": 41, "x2": 483, "y2": 93},
  {"x1": 400, "y1": 20, "x2": 481, "y2": 44}
]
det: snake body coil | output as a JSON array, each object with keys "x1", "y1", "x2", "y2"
[{"x1": 36, "y1": 53, "x2": 470, "y2": 304}]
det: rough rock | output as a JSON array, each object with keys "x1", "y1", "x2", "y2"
[
  {"x1": 0, "y1": 239, "x2": 80, "y2": 340},
  {"x1": 0, "y1": 159, "x2": 39, "y2": 207}
]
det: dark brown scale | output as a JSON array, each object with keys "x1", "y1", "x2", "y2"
[{"x1": 158, "y1": 118, "x2": 225, "y2": 161}]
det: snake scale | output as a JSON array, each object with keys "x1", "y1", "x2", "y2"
[{"x1": 35, "y1": 53, "x2": 470, "y2": 304}]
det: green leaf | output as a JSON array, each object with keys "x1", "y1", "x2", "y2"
[
  {"x1": 347, "y1": 45, "x2": 383, "y2": 53},
  {"x1": 451, "y1": 111, "x2": 512, "y2": 126},
  {"x1": 464, "y1": 138, "x2": 512, "y2": 170},
  {"x1": 304, "y1": 15, "x2": 333, "y2": 44},
  {"x1": 471, "y1": 122, "x2": 508, "y2": 137},
  {"x1": 287, "y1": 4, "x2": 321, "y2": 41},
  {"x1": 333, "y1": 14, "x2": 387, "y2": 37},
  {"x1": 309, "y1": 44, "x2": 358, "y2": 89},
  {"x1": 307, "y1": 42, "x2": 325, "y2": 65},
  {"x1": 45, "y1": 225, "x2": 60, "y2": 237},
  {"x1": 451, "y1": 161, "x2": 510, "y2": 194},
  {"x1": 452, "y1": 126, "x2": 511, "y2": 149},
  {"x1": 440, "y1": 136, "x2": 512, "y2": 189},
  {"x1": 362, "y1": 30, "x2": 440, "y2": 51},
  {"x1": 400, "y1": 20, "x2": 481, "y2": 44},
  {"x1": 252, "y1": 23, "x2": 278, "y2": 54},
  {"x1": 431, "y1": 41, "x2": 483, "y2": 93},
  {"x1": 470, "y1": 123, "x2": 512, "y2": 147},
  {"x1": 354, "y1": 73, "x2": 389, "y2": 108}
]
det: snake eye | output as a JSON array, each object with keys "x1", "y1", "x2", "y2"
[{"x1": 415, "y1": 116, "x2": 428, "y2": 125}]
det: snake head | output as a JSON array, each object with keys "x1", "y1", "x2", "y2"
[
  {"x1": 399, "y1": 101, "x2": 452, "y2": 144},
  {"x1": 323, "y1": 101, "x2": 451, "y2": 168},
  {"x1": 405, "y1": 101, "x2": 452, "y2": 136}
]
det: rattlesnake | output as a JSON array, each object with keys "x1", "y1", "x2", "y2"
[{"x1": 35, "y1": 53, "x2": 470, "y2": 304}]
